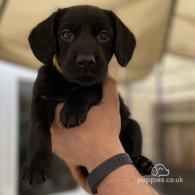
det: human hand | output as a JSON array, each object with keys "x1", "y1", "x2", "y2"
[{"x1": 51, "y1": 76, "x2": 125, "y2": 190}]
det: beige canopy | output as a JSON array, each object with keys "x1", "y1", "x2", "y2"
[{"x1": 0, "y1": 0, "x2": 194, "y2": 81}]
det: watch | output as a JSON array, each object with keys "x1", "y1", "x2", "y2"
[{"x1": 86, "y1": 153, "x2": 133, "y2": 194}]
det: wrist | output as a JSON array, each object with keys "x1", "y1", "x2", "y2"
[
  {"x1": 86, "y1": 153, "x2": 133, "y2": 194},
  {"x1": 87, "y1": 139, "x2": 125, "y2": 172}
]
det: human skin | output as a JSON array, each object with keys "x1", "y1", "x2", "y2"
[{"x1": 51, "y1": 77, "x2": 157, "y2": 195}]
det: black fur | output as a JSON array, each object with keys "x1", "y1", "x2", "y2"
[{"x1": 21, "y1": 5, "x2": 153, "y2": 185}]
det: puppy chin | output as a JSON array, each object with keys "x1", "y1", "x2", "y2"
[
  {"x1": 76, "y1": 80, "x2": 98, "y2": 86},
  {"x1": 75, "y1": 76, "x2": 103, "y2": 86},
  {"x1": 63, "y1": 73, "x2": 105, "y2": 86}
]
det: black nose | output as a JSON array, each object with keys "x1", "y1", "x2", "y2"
[{"x1": 76, "y1": 55, "x2": 96, "y2": 67}]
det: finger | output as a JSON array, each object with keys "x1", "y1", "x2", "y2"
[
  {"x1": 101, "y1": 76, "x2": 119, "y2": 108},
  {"x1": 54, "y1": 102, "x2": 64, "y2": 123},
  {"x1": 50, "y1": 103, "x2": 64, "y2": 134},
  {"x1": 52, "y1": 103, "x2": 64, "y2": 128},
  {"x1": 67, "y1": 164, "x2": 91, "y2": 193}
]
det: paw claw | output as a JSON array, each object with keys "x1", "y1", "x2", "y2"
[
  {"x1": 66, "y1": 122, "x2": 70, "y2": 129},
  {"x1": 77, "y1": 120, "x2": 81, "y2": 125},
  {"x1": 42, "y1": 175, "x2": 47, "y2": 182}
]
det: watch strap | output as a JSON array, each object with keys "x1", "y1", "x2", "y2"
[{"x1": 86, "y1": 153, "x2": 133, "y2": 194}]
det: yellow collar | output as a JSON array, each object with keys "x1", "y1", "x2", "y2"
[{"x1": 52, "y1": 55, "x2": 63, "y2": 75}]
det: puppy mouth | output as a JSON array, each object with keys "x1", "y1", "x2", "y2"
[
  {"x1": 74, "y1": 75, "x2": 100, "y2": 86},
  {"x1": 63, "y1": 72, "x2": 104, "y2": 86}
]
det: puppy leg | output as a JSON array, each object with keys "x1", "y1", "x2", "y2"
[
  {"x1": 59, "y1": 98, "x2": 90, "y2": 128},
  {"x1": 21, "y1": 97, "x2": 56, "y2": 185},
  {"x1": 119, "y1": 98, "x2": 153, "y2": 175},
  {"x1": 120, "y1": 119, "x2": 153, "y2": 175},
  {"x1": 60, "y1": 85, "x2": 101, "y2": 128}
]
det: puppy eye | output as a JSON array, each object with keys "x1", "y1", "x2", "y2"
[
  {"x1": 61, "y1": 29, "x2": 74, "y2": 41},
  {"x1": 97, "y1": 31, "x2": 110, "y2": 42}
]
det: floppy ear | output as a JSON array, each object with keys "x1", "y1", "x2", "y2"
[
  {"x1": 111, "y1": 12, "x2": 136, "y2": 67},
  {"x1": 28, "y1": 12, "x2": 58, "y2": 64}
]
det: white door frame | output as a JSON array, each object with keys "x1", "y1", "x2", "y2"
[{"x1": 0, "y1": 60, "x2": 37, "y2": 195}]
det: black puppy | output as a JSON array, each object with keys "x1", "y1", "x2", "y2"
[{"x1": 21, "y1": 5, "x2": 153, "y2": 185}]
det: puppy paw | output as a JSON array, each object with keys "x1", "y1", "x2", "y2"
[
  {"x1": 60, "y1": 101, "x2": 88, "y2": 128},
  {"x1": 132, "y1": 155, "x2": 154, "y2": 175},
  {"x1": 21, "y1": 157, "x2": 51, "y2": 185}
]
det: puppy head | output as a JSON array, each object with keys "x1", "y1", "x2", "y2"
[{"x1": 29, "y1": 5, "x2": 136, "y2": 86}]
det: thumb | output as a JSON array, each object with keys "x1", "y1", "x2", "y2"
[
  {"x1": 101, "y1": 76, "x2": 119, "y2": 107},
  {"x1": 66, "y1": 163, "x2": 91, "y2": 193}
]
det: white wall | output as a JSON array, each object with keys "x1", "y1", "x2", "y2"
[
  {"x1": 0, "y1": 61, "x2": 36, "y2": 195},
  {"x1": 122, "y1": 53, "x2": 195, "y2": 162}
]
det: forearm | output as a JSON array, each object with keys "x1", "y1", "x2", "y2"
[
  {"x1": 86, "y1": 140, "x2": 157, "y2": 195},
  {"x1": 97, "y1": 164, "x2": 156, "y2": 195}
]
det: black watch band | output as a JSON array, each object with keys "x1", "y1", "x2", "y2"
[{"x1": 86, "y1": 153, "x2": 133, "y2": 194}]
